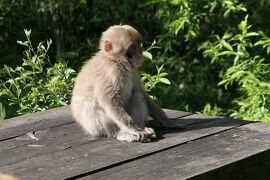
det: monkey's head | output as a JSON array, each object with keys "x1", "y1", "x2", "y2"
[{"x1": 100, "y1": 25, "x2": 143, "y2": 68}]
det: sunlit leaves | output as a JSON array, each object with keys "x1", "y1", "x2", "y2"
[
  {"x1": 143, "y1": 51, "x2": 152, "y2": 61},
  {"x1": 201, "y1": 103, "x2": 223, "y2": 116},
  {"x1": 0, "y1": 103, "x2": 5, "y2": 120},
  {"x1": 254, "y1": 31, "x2": 270, "y2": 54},
  {"x1": 201, "y1": 16, "x2": 270, "y2": 121},
  {"x1": 0, "y1": 30, "x2": 75, "y2": 117},
  {"x1": 222, "y1": 0, "x2": 247, "y2": 17},
  {"x1": 141, "y1": 64, "x2": 171, "y2": 93}
]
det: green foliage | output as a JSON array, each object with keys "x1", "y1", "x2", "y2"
[
  {"x1": 0, "y1": 30, "x2": 75, "y2": 116},
  {"x1": 145, "y1": 0, "x2": 246, "y2": 111},
  {"x1": 145, "y1": 0, "x2": 270, "y2": 121},
  {"x1": 201, "y1": 103, "x2": 223, "y2": 117},
  {"x1": 201, "y1": 16, "x2": 270, "y2": 121},
  {"x1": 0, "y1": 102, "x2": 6, "y2": 120},
  {"x1": 141, "y1": 64, "x2": 170, "y2": 92},
  {"x1": 150, "y1": 0, "x2": 247, "y2": 50},
  {"x1": 141, "y1": 41, "x2": 171, "y2": 99}
]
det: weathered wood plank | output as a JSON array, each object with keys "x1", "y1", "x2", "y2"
[
  {"x1": 80, "y1": 122, "x2": 270, "y2": 180},
  {"x1": 191, "y1": 149, "x2": 270, "y2": 180},
  {"x1": 0, "y1": 113, "x2": 217, "y2": 166},
  {"x1": 0, "y1": 113, "x2": 227, "y2": 153},
  {"x1": 0, "y1": 114, "x2": 247, "y2": 179},
  {"x1": 0, "y1": 106, "x2": 73, "y2": 141},
  {"x1": 0, "y1": 123, "x2": 99, "y2": 166},
  {"x1": 0, "y1": 106, "x2": 190, "y2": 141},
  {"x1": 0, "y1": 108, "x2": 191, "y2": 165}
]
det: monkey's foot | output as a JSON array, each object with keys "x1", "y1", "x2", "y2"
[
  {"x1": 116, "y1": 130, "x2": 153, "y2": 143},
  {"x1": 116, "y1": 131, "x2": 141, "y2": 142}
]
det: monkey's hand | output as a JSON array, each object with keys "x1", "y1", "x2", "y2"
[{"x1": 144, "y1": 127, "x2": 156, "y2": 139}]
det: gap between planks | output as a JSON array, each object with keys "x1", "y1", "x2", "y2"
[
  {"x1": 0, "y1": 106, "x2": 191, "y2": 141},
  {"x1": 77, "y1": 123, "x2": 270, "y2": 180},
  {"x1": 66, "y1": 118, "x2": 248, "y2": 179},
  {"x1": 0, "y1": 114, "x2": 248, "y2": 179}
]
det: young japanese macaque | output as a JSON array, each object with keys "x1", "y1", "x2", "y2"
[{"x1": 71, "y1": 25, "x2": 176, "y2": 142}]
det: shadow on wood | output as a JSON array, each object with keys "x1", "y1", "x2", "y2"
[{"x1": 0, "y1": 106, "x2": 269, "y2": 180}]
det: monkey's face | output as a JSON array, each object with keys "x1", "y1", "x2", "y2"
[
  {"x1": 126, "y1": 42, "x2": 142, "y2": 68},
  {"x1": 100, "y1": 25, "x2": 143, "y2": 68}
]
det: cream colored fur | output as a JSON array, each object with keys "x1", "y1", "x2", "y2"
[{"x1": 71, "y1": 25, "x2": 171, "y2": 142}]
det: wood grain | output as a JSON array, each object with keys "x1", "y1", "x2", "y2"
[
  {"x1": 81, "y1": 122, "x2": 270, "y2": 180},
  {"x1": 1, "y1": 106, "x2": 268, "y2": 180},
  {"x1": 0, "y1": 114, "x2": 246, "y2": 179}
]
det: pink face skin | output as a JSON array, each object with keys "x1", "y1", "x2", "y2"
[{"x1": 126, "y1": 43, "x2": 142, "y2": 68}]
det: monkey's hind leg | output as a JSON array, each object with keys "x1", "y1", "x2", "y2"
[
  {"x1": 116, "y1": 128, "x2": 156, "y2": 142},
  {"x1": 116, "y1": 131, "x2": 142, "y2": 142},
  {"x1": 126, "y1": 92, "x2": 148, "y2": 128},
  {"x1": 72, "y1": 98, "x2": 119, "y2": 138}
]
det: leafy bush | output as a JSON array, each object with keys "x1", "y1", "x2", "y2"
[
  {"x1": 0, "y1": 102, "x2": 5, "y2": 120},
  {"x1": 141, "y1": 41, "x2": 171, "y2": 99},
  {"x1": 146, "y1": 0, "x2": 270, "y2": 121},
  {"x1": 0, "y1": 29, "x2": 76, "y2": 116},
  {"x1": 201, "y1": 16, "x2": 270, "y2": 121},
  {"x1": 201, "y1": 103, "x2": 223, "y2": 117}
]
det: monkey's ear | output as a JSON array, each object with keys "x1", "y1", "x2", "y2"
[{"x1": 104, "y1": 40, "x2": 113, "y2": 53}]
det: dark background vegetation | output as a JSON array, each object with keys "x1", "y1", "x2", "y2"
[{"x1": 1, "y1": 0, "x2": 270, "y2": 121}]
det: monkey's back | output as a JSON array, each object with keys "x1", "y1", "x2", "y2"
[
  {"x1": 72, "y1": 52, "x2": 108, "y2": 98},
  {"x1": 72, "y1": 51, "x2": 136, "y2": 100}
]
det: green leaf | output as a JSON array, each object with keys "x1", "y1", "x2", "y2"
[
  {"x1": 17, "y1": 40, "x2": 28, "y2": 47},
  {"x1": 0, "y1": 102, "x2": 6, "y2": 120},
  {"x1": 157, "y1": 64, "x2": 164, "y2": 74},
  {"x1": 24, "y1": 29, "x2": 31, "y2": 37},
  {"x1": 240, "y1": 7, "x2": 247, "y2": 12},
  {"x1": 6, "y1": 79, "x2": 15, "y2": 85},
  {"x1": 223, "y1": 32, "x2": 232, "y2": 39},
  {"x1": 65, "y1": 68, "x2": 76, "y2": 74},
  {"x1": 159, "y1": 78, "x2": 171, "y2": 85},
  {"x1": 221, "y1": 40, "x2": 233, "y2": 51},
  {"x1": 245, "y1": 32, "x2": 259, "y2": 37},
  {"x1": 21, "y1": 70, "x2": 33, "y2": 77},
  {"x1": 238, "y1": 15, "x2": 248, "y2": 33},
  {"x1": 159, "y1": 72, "x2": 169, "y2": 77},
  {"x1": 0, "y1": 89, "x2": 9, "y2": 96},
  {"x1": 217, "y1": 51, "x2": 234, "y2": 56},
  {"x1": 15, "y1": 66, "x2": 23, "y2": 71},
  {"x1": 143, "y1": 51, "x2": 152, "y2": 61}
]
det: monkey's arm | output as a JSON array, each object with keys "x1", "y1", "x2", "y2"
[
  {"x1": 95, "y1": 73, "x2": 141, "y2": 132},
  {"x1": 143, "y1": 92, "x2": 185, "y2": 129},
  {"x1": 134, "y1": 72, "x2": 172, "y2": 128},
  {"x1": 143, "y1": 92, "x2": 172, "y2": 127},
  {"x1": 99, "y1": 95, "x2": 140, "y2": 131}
]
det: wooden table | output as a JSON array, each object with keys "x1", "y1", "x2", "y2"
[{"x1": 0, "y1": 106, "x2": 270, "y2": 180}]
